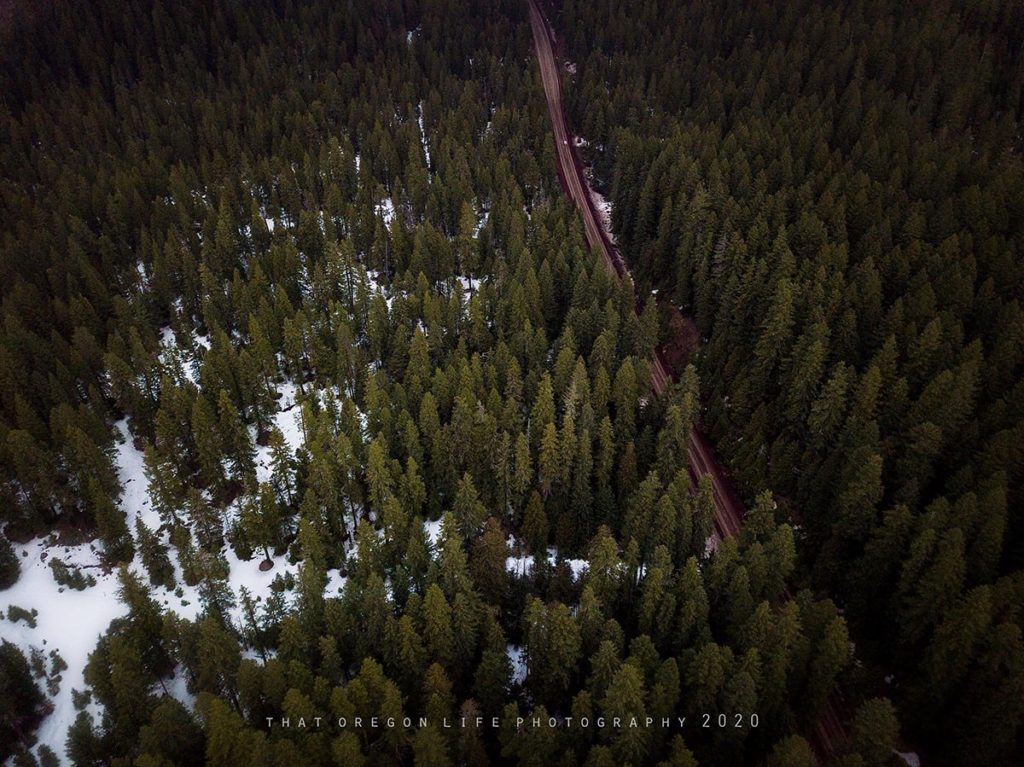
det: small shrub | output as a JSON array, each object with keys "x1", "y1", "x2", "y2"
[
  {"x1": 48, "y1": 558, "x2": 95, "y2": 591},
  {"x1": 7, "y1": 605, "x2": 36, "y2": 628}
]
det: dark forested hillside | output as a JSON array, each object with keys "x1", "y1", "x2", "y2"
[
  {"x1": 0, "y1": 0, "x2": 882, "y2": 765},
  {"x1": 558, "y1": 0, "x2": 1024, "y2": 764},
  {"x1": 3, "y1": 0, "x2": 1019, "y2": 764}
]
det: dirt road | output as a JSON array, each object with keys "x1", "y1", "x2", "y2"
[
  {"x1": 527, "y1": 0, "x2": 746, "y2": 541},
  {"x1": 526, "y1": 0, "x2": 850, "y2": 760}
]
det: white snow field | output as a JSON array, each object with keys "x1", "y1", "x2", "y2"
[{"x1": 0, "y1": 378, "x2": 337, "y2": 765}]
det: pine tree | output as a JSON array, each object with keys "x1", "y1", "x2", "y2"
[
  {"x1": 195, "y1": 615, "x2": 241, "y2": 710},
  {"x1": 452, "y1": 473, "x2": 487, "y2": 540},
  {"x1": 471, "y1": 518, "x2": 509, "y2": 604},
  {"x1": 191, "y1": 397, "x2": 225, "y2": 491},
  {"x1": 240, "y1": 482, "x2": 283, "y2": 563},
  {"x1": 116, "y1": 567, "x2": 170, "y2": 676},
  {"x1": 423, "y1": 584, "x2": 455, "y2": 669},
  {"x1": 89, "y1": 479, "x2": 133, "y2": 564},
  {"x1": 602, "y1": 663, "x2": 649, "y2": 765},
  {"x1": 896, "y1": 526, "x2": 966, "y2": 647},
  {"x1": 586, "y1": 526, "x2": 622, "y2": 608},
  {"x1": 474, "y1": 617, "x2": 512, "y2": 716},
  {"x1": 521, "y1": 491, "x2": 549, "y2": 555},
  {"x1": 217, "y1": 389, "x2": 255, "y2": 482},
  {"x1": 512, "y1": 432, "x2": 533, "y2": 516},
  {"x1": 524, "y1": 597, "x2": 581, "y2": 706},
  {"x1": 0, "y1": 535, "x2": 19, "y2": 590},
  {"x1": 144, "y1": 445, "x2": 186, "y2": 526},
  {"x1": 296, "y1": 509, "x2": 328, "y2": 638},
  {"x1": 693, "y1": 475, "x2": 717, "y2": 558},
  {"x1": 266, "y1": 427, "x2": 295, "y2": 504},
  {"x1": 413, "y1": 725, "x2": 453, "y2": 767},
  {"x1": 612, "y1": 359, "x2": 638, "y2": 438},
  {"x1": 656, "y1": 404, "x2": 690, "y2": 484},
  {"x1": 768, "y1": 735, "x2": 815, "y2": 767},
  {"x1": 538, "y1": 422, "x2": 561, "y2": 499},
  {"x1": 529, "y1": 373, "x2": 556, "y2": 450},
  {"x1": 0, "y1": 641, "x2": 47, "y2": 755},
  {"x1": 846, "y1": 697, "x2": 899, "y2": 765},
  {"x1": 135, "y1": 518, "x2": 176, "y2": 589}
]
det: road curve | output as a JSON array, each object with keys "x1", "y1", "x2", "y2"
[{"x1": 527, "y1": 0, "x2": 745, "y2": 541}]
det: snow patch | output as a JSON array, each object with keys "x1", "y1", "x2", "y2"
[
  {"x1": 589, "y1": 187, "x2": 617, "y2": 245},
  {"x1": 1, "y1": 384, "x2": 337, "y2": 764},
  {"x1": 417, "y1": 102, "x2": 431, "y2": 167},
  {"x1": 423, "y1": 518, "x2": 444, "y2": 549},
  {"x1": 704, "y1": 531, "x2": 721, "y2": 557},
  {"x1": 0, "y1": 538, "x2": 127, "y2": 763},
  {"x1": 375, "y1": 197, "x2": 396, "y2": 226},
  {"x1": 506, "y1": 644, "x2": 527, "y2": 685},
  {"x1": 504, "y1": 539, "x2": 587, "y2": 580},
  {"x1": 895, "y1": 752, "x2": 920, "y2": 767}
]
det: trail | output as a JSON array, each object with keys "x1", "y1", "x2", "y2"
[{"x1": 526, "y1": 0, "x2": 851, "y2": 760}]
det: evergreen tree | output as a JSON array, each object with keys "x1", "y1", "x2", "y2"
[
  {"x1": 135, "y1": 519, "x2": 176, "y2": 589},
  {"x1": 89, "y1": 479, "x2": 133, "y2": 563}
]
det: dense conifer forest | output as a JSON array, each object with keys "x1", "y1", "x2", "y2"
[
  {"x1": 560, "y1": 0, "x2": 1024, "y2": 764},
  {"x1": 0, "y1": 0, "x2": 1019, "y2": 765}
]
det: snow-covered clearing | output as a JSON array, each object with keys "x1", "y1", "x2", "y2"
[
  {"x1": 457, "y1": 274, "x2": 481, "y2": 295},
  {"x1": 0, "y1": 413, "x2": 325, "y2": 764},
  {"x1": 0, "y1": 356, "x2": 344, "y2": 764}
]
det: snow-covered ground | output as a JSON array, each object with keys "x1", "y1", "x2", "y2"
[
  {"x1": 375, "y1": 196, "x2": 396, "y2": 226},
  {"x1": 457, "y1": 274, "x2": 481, "y2": 295},
  {"x1": 0, "y1": 370, "x2": 342, "y2": 765},
  {"x1": 2, "y1": 538, "x2": 126, "y2": 760},
  {"x1": 704, "y1": 531, "x2": 721, "y2": 556},
  {"x1": 422, "y1": 518, "x2": 444, "y2": 549},
  {"x1": 589, "y1": 187, "x2": 616, "y2": 245},
  {"x1": 895, "y1": 751, "x2": 921, "y2": 767},
  {"x1": 506, "y1": 644, "x2": 527, "y2": 685},
  {"x1": 505, "y1": 540, "x2": 587, "y2": 581},
  {"x1": 473, "y1": 208, "x2": 489, "y2": 236},
  {"x1": 417, "y1": 102, "x2": 431, "y2": 168}
]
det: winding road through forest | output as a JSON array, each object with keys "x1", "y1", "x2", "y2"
[{"x1": 526, "y1": 0, "x2": 850, "y2": 760}]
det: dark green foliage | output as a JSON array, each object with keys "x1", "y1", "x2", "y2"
[
  {"x1": 47, "y1": 559, "x2": 96, "y2": 591},
  {"x1": 0, "y1": 641, "x2": 48, "y2": 761},
  {"x1": 0, "y1": 534, "x2": 20, "y2": 590},
  {"x1": 135, "y1": 519, "x2": 176, "y2": 590},
  {"x1": 562, "y1": 0, "x2": 1024, "y2": 761},
  {"x1": 0, "y1": 0, "x2": 947, "y2": 762}
]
